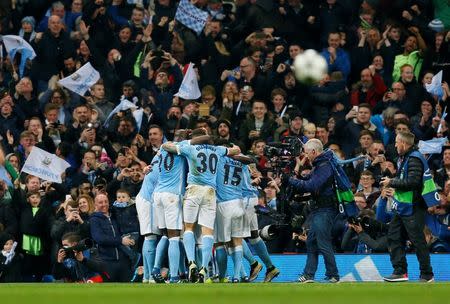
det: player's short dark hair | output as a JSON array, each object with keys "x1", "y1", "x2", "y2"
[
  {"x1": 62, "y1": 232, "x2": 81, "y2": 243},
  {"x1": 191, "y1": 128, "x2": 207, "y2": 138}
]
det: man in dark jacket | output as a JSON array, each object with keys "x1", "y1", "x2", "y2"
[
  {"x1": 90, "y1": 193, "x2": 134, "y2": 282},
  {"x1": 53, "y1": 232, "x2": 106, "y2": 282},
  {"x1": 31, "y1": 15, "x2": 74, "y2": 93},
  {"x1": 287, "y1": 139, "x2": 340, "y2": 283},
  {"x1": 380, "y1": 131, "x2": 435, "y2": 282}
]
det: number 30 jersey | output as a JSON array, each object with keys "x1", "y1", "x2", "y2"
[
  {"x1": 176, "y1": 140, "x2": 228, "y2": 190},
  {"x1": 154, "y1": 148, "x2": 187, "y2": 195},
  {"x1": 216, "y1": 156, "x2": 244, "y2": 203}
]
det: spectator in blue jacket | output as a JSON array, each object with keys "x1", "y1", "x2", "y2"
[
  {"x1": 321, "y1": 32, "x2": 351, "y2": 81},
  {"x1": 90, "y1": 193, "x2": 135, "y2": 282}
]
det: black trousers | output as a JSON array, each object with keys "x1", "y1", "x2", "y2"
[
  {"x1": 104, "y1": 258, "x2": 132, "y2": 282},
  {"x1": 387, "y1": 206, "x2": 433, "y2": 276}
]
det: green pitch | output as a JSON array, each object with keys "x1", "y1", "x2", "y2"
[{"x1": 0, "y1": 283, "x2": 448, "y2": 304}]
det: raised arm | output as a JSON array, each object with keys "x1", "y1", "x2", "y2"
[
  {"x1": 161, "y1": 142, "x2": 178, "y2": 154},
  {"x1": 226, "y1": 144, "x2": 241, "y2": 156}
]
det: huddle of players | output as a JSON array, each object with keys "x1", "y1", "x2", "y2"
[{"x1": 135, "y1": 128, "x2": 280, "y2": 283}]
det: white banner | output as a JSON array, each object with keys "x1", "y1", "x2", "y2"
[
  {"x1": 58, "y1": 62, "x2": 100, "y2": 96},
  {"x1": 22, "y1": 147, "x2": 71, "y2": 183},
  {"x1": 175, "y1": 62, "x2": 201, "y2": 100}
]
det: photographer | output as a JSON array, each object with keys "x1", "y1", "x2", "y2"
[
  {"x1": 51, "y1": 200, "x2": 91, "y2": 261},
  {"x1": 380, "y1": 131, "x2": 437, "y2": 282},
  {"x1": 53, "y1": 232, "x2": 105, "y2": 283},
  {"x1": 286, "y1": 139, "x2": 340, "y2": 283},
  {"x1": 341, "y1": 209, "x2": 388, "y2": 253}
]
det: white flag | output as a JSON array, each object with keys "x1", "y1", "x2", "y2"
[
  {"x1": 175, "y1": 63, "x2": 201, "y2": 100},
  {"x1": 22, "y1": 147, "x2": 71, "y2": 183},
  {"x1": 133, "y1": 108, "x2": 144, "y2": 131},
  {"x1": 3, "y1": 35, "x2": 36, "y2": 77},
  {"x1": 104, "y1": 99, "x2": 138, "y2": 126},
  {"x1": 418, "y1": 137, "x2": 448, "y2": 155},
  {"x1": 58, "y1": 62, "x2": 100, "y2": 96},
  {"x1": 425, "y1": 70, "x2": 444, "y2": 100}
]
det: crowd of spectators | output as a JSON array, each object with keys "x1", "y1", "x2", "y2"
[{"x1": 0, "y1": 0, "x2": 450, "y2": 282}]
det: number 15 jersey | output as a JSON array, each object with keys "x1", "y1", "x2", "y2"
[
  {"x1": 177, "y1": 141, "x2": 228, "y2": 190},
  {"x1": 216, "y1": 156, "x2": 244, "y2": 203}
]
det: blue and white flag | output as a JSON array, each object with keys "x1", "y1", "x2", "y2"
[
  {"x1": 58, "y1": 62, "x2": 100, "y2": 96},
  {"x1": 103, "y1": 99, "x2": 138, "y2": 128},
  {"x1": 418, "y1": 137, "x2": 448, "y2": 155},
  {"x1": 175, "y1": 62, "x2": 201, "y2": 100},
  {"x1": 175, "y1": 0, "x2": 209, "y2": 35},
  {"x1": 2, "y1": 35, "x2": 36, "y2": 78},
  {"x1": 132, "y1": 108, "x2": 144, "y2": 131},
  {"x1": 21, "y1": 147, "x2": 71, "y2": 183},
  {"x1": 425, "y1": 70, "x2": 444, "y2": 100}
]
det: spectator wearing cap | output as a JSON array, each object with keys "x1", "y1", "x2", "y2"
[
  {"x1": 276, "y1": 111, "x2": 303, "y2": 142},
  {"x1": 216, "y1": 119, "x2": 245, "y2": 151},
  {"x1": 350, "y1": 66, "x2": 387, "y2": 109},
  {"x1": 19, "y1": 16, "x2": 36, "y2": 42}
]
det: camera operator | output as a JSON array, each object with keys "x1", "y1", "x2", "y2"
[
  {"x1": 53, "y1": 232, "x2": 105, "y2": 283},
  {"x1": 380, "y1": 131, "x2": 437, "y2": 282},
  {"x1": 341, "y1": 209, "x2": 388, "y2": 253},
  {"x1": 286, "y1": 139, "x2": 340, "y2": 283}
]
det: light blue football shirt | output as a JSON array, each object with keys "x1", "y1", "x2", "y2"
[
  {"x1": 154, "y1": 149, "x2": 187, "y2": 195},
  {"x1": 177, "y1": 140, "x2": 228, "y2": 189},
  {"x1": 138, "y1": 156, "x2": 160, "y2": 201},
  {"x1": 216, "y1": 156, "x2": 244, "y2": 203}
]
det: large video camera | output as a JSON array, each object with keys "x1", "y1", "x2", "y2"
[
  {"x1": 348, "y1": 216, "x2": 388, "y2": 236},
  {"x1": 255, "y1": 191, "x2": 312, "y2": 241},
  {"x1": 264, "y1": 136, "x2": 303, "y2": 159},
  {"x1": 63, "y1": 238, "x2": 94, "y2": 259}
]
